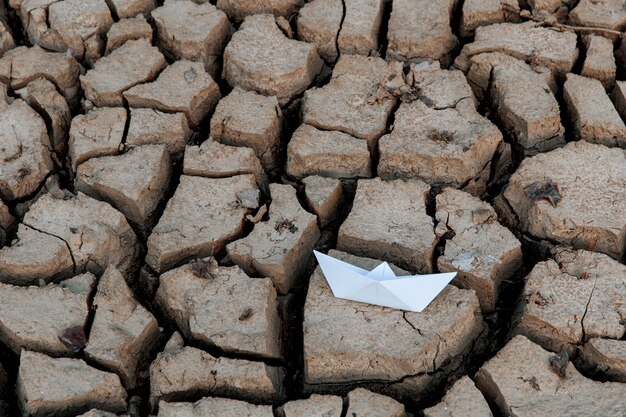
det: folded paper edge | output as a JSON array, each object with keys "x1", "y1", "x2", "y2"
[{"x1": 313, "y1": 250, "x2": 459, "y2": 312}]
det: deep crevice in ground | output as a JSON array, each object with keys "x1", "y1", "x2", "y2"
[
  {"x1": 332, "y1": 0, "x2": 347, "y2": 65},
  {"x1": 279, "y1": 179, "x2": 358, "y2": 401}
]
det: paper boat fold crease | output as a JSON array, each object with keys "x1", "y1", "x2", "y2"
[{"x1": 313, "y1": 250, "x2": 457, "y2": 312}]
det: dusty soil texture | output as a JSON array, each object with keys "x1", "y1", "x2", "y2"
[{"x1": 0, "y1": 1, "x2": 625, "y2": 416}]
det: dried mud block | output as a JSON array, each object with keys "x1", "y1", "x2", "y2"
[
  {"x1": 0, "y1": 81, "x2": 7, "y2": 109},
  {"x1": 0, "y1": 273, "x2": 94, "y2": 355},
  {"x1": 0, "y1": 17, "x2": 15, "y2": 56},
  {"x1": 124, "y1": 60, "x2": 220, "y2": 128},
  {"x1": 464, "y1": 52, "x2": 557, "y2": 102},
  {"x1": 578, "y1": 338, "x2": 626, "y2": 382},
  {"x1": 286, "y1": 124, "x2": 372, "y2": 179},
  {"x1": 303, "y1": 55, "x2": 403, "y2": 144},
  {"x1": 423, "y1": 376, "x2": 492, "y2": 417},
  {"x1": 474, "y1": 335, "x2": 626, "y2": 416},
  {"x1": 23, "y1": 192, "x2": 139, "y2": 276},
  {"x1": 223, "y1": 14, "x2": 323, "y2": 104},
  {"x1": 296, "y1": 0, "x2": 342, "y2": 62},
  {"x1": 146, "y1": 175, "x2": 257, "y2": 273},
  {"x1": 378, "y1": 71, "x2": 501, "y2": 192},
  {"x1": 11, "y1": 175, "x2": 69, "y2": 219},
  {"x1": 17, "y1": 350, "x2": 127, "y2": 416},
  {"x1": 85, "y1": 267, "x2": 160, "y2": 389},
  {"x1": 105, "y1": 17, "x2": 153, "y2": 54},
  {"x1": 387, "y1": 0, "x2": 457, "y2": 64},
  {"x1": 210, "y1": 87, "x2": 282, "y2": 172},
  {"x1": 409, "y1": 63, "x2": 475, "y2": 109},
  {"x1": 460, "y1": 0, "x2": 519, "y2": 38},
  {"x1": 338, "y1": 178, "x2": 435, "y2": 272},
  {"x1": 303, "y1": 176, "x2": 343, "y2": 228},
  {"x1": 156, "y1": 260, "x2": 281, "y2": 359},
  {"x1": 569, "y1": 0, "x2": 626, "y2": 31},
  {"x1": 81, "y1": 39, "x2": 166, "y2": 107},
  {"x1": 69, "y1": 107, "x2": 127, "y2": 168},
  {"x1": 127, "y1": 108, "x2": 190, "y2": 159},
  {"x1": 337, "y1": 0, "x2": 385, "y2": 57},
  {"x1": 489, "y1": 57, "x2": 565, "y2": 155},
  {"x1": 528, "y1": 0, "x2": 568, "y2": 18},
  {"x1": 279, "y1": 394, "x2": 343, "y2": 417},
  {"x1": 303, "y1": 250, "x2": 483, "y2": 400},
  {"x1": 14, "y1": 0, "x2": 112, "y2": 61},
  {"x1": 581, "y1": 35, "x2": 616, "y2": 90},
  {"x1": 0, "y1": 225, "x2": 74, "y2": 284},
  {"x1": 16, "y1": 77, "x2": 71, "y2": 155},
  {"x1": 76, "y1": 144, "x2": 171, "y2": 229},
  {"x1": 108, "y1": 0, "x2": 156, "y2": 19},
  {"x1": 346, "y1": 388, "x2": 405, "y2": 417},
  {"x1": 44, "y1": 0, "x2": 113, "y2": 60},
  {"x1": 435, "y1": 188, "x2": 522, "y2": 313},
  {"x1": 0, "y1": 45, "x2": 81, "y2": 103},
  {"x1": 0, "y1": 82, "x2": 7, "y2": 108},
  {"x1": 153, "y1": 0, "x2": 230, "y2": 69},
  {"x1": 502, "y1": 141, "x2": 626, "y2": 260},
  {"x1": 515, "y1": 248, "x2": 625, "y2": 356},
  {"x1": 0, "y1": 201, "x2": 14, "y2": 247},
  {"x1": 216, "y1": 0, "x2": 304, "y2": 20},
  {"x1": 149, "y1": 345, "x2": 282, "y2": 409},
  {"x1": 183, "y1": 139, "x2": 266, "y2": 186},
  {"x1": 298, "y1": 0, "x2": 385, "y2": 62},
  {"x1": 455, "y1": 22, "x2": 578, "y2": 76},
  {"x1": 227, "y1": 183, "x2": 320, "y2": 294},
  {"x1": 0, "y1": 99, "x2": 53, "y2": 201},
  {"x1": 158, "y1": 397, "x2": 274, "y2": 417},
  {"x1": 564, "y1": 74, "x2": 625, "y2": 148}
]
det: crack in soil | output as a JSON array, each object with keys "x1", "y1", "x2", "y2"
[
  {"x1": 402, "y1": 312, "x2": 423, "y2": 336},
  {"x1": 332, "y1": 0, "x2": 347, "y2": 65},
  {"x1": 579, "y1": 274, "x2": 598, "y2": 342},
  {"x1": 21, "y1": 221, "x2": 77, "y2": 274}
]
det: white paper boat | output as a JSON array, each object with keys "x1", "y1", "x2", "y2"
[{"x1": 313, "y1": 250, "x2": 457, "y2": 312}]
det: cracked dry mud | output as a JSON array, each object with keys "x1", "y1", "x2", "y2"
[{"x1": 0, "y1": 1, "x2": 625, "y2": 416}]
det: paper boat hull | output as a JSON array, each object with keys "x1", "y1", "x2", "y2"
[{"x1": 314, "y1": 250, "x2": 456, "y2": 312}]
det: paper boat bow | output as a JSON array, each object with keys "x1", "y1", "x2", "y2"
[{"x1": 314, "y1": 250, "x2": 456, "y2": 312}]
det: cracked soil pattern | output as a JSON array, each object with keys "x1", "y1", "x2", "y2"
[{"x1": 0, "y1": 0, "x2": 625, "y2": 416}]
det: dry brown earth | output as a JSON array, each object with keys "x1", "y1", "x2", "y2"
[{"x1": 0, "y1": 2, "x2": 624, "y2": 416}]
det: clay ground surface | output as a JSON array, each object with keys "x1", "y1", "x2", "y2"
[{"x1": 0, "y1": 0, "x2": 625, "y2": 416}]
